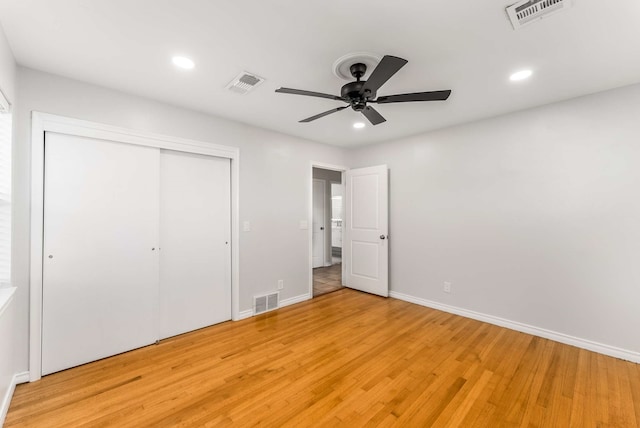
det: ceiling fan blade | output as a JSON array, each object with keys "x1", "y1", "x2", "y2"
[
  {"x1": 299, "y1": 106, "x2": 348, "y2": 123},
  {"x1": 361, "y1": 105, "x2": 386, "y2": 125},
  {"x1": 374, "y1": 90, "x2": 452, "y2": 104},
  {"x1": 360, "y1": 55, "x2": 408, "y2": 96},
  {"x1": 276, "y1": 87, "x2": 344, "y2": 101}
]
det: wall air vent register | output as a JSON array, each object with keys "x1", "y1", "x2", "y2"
[
  {"x1": 254, "y1": 292, "x2": 279, "y2": 315},
  {"x1": 506, "y1": 0, "x2": 573, "y2": 29}
]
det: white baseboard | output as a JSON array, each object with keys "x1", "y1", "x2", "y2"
[
  {"x1": 14, "y1": 372, "x2": 29, "y2": 384},
  {"x1": 389, "y1": 291, "x2": 640, "y2": 364},
  {"x1": 0, "y1": 371, "x2": 28, "y2": 426},
  {"x1": 235, "y1": 309, "x2": 253, "y2": 321},
  {"x1": 280, "y1": 293, "x2": 311, "y2": 308}
]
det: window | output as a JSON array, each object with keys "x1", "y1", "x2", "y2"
[{"x1": 0, "y1": 90, "x2": 11, "y2": 287}]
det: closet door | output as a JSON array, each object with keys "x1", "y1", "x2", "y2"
[
  {"x1": 159, "y1": 150, "x2": 231, "y2": 339},
  {"x1": 42, "y1": 132, "x2": 159, "y2": 375}
]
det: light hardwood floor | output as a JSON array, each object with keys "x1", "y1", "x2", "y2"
[{"x1": 6, "y1": 289, "x2": 640, "y2": 427}]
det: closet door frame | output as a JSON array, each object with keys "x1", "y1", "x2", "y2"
[{"x1": 29, "y1": 112, "x2": 240, "y2": 382}]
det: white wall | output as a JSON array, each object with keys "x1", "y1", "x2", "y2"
[
  {"x1": 0, "y1": 22, "x2": 16, "y2": 424},
  {"x1": 350, "y1": 83, "x2": 640, "y2": 358},
  {"x1": 12, "y1": 67, "x2": 348, "y2": 374}
]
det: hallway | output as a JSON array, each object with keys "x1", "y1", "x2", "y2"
[{"x1": 313, "y1": 264, "x2": 342, "y2": 297}]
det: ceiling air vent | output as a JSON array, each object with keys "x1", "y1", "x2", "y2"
[
  {"x1": 226, "y1": 71, "x2": 264, "y2": 95},
  {"x1": 506, "y1": 0, "x2": 573, "y2": 29}
]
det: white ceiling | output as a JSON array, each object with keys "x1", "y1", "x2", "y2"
[{"x1": 1, "y1": 0, "x2": 639, "y2": 147}]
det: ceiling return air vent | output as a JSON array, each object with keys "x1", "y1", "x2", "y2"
[
  {"x1": 254, "y1": 292, "x2": 279, "y2": 315},
  {"x1": 506, "y1": 0, "x2": 573, "y2": 29},
  {"x1": 226, "y1": 71, "x2": 264, "y2": 94}
]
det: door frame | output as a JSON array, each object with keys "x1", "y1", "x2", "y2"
[
  {"x1": 309, "y1": 162, "x2": 348, "y2": 297},
  {"x1": 312, "y1": 178, "x2": 326, "y2": 268},
  {"x1": 329, "y1": 179, "x2": 343, "y2": 266},
  {"x1": 29, "y1": 112, "x2": 240, "y2": 381}
]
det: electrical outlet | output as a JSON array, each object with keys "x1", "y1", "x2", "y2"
[
  {"x1": 277, "y1": 280, "x2": 284, "y2": 290},
  {"x1": 243, "y1": 221, "x2": 251, "y2": 232},
  {"x1": 443, "y1": 281, "x2": 452, "y2": 293}
]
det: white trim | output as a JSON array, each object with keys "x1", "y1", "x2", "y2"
[
  {"x1": 0, "y1": 88, "x2": 9, "y2": 113},
  {"x1": 311, "y1": 162, "x2": 349, "y2": 173},
  {"x1": 0, "y1": 371, "x2": 27, "y2": 426},
  {"x1": 31, "y1": 113, "x2": 238, "y2": 158},
  {"x1": 14, "y1": 372, "x2": 29, "y2": 384},
  {"x1": 236, "y1": 309, "x2": 253, "y2": 321},
  {"x1": 328, "y1": 179, "x2": 343, "y2": 268},
  {"x1": 280, "y1": 292, "x2": 312, "y2": 308},
  {"x1": 312, "y1": 178, "x2": 327, "y2": 268},
  {"x1": 390, "y1": 291, "x2": 640, "y2": 364},
  {"x1": 309, "y1": 162, "x2": 349, "y2": 298},
  {"x1": 0, "y1": 375, "x2": 16, "y2": 425},
  {"x1": 29, "y1": 112, "x2": 241, "y2": 381},
  {"x1": 0, "y1": 287, "x2": 15, "y2": 319}
]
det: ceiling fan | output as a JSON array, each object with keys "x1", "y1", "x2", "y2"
[{"x1": 275, "y1": 55, "x2": 452, "y2": 125}]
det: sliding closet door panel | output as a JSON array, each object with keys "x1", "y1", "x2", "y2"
[
  {"x1": 159, "y1": 150, "x2": 231, "y2": 339},
  {"x1": 42, "y1": 132, "x2": 159, "y2": 375}
]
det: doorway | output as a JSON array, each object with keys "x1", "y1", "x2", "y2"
[{"x1": 312, "y1": 166, "x2": 344, "y2": 297}]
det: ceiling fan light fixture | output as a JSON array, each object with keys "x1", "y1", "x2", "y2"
[
  {"x1": 510, "y1": 69, "x2": 533, "y2": 81},
  {"x1": 172, "y1": 56, "x2": 195, "y2": 70},
  {"x1": 353, "y1": 122, "x2": 366, "y2": 129}
]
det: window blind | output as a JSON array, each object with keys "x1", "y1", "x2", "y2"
[{"x1": 0, "y1": 106, "x2": 11, "y2": 286}]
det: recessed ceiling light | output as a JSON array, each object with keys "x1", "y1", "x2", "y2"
[
  {"x1": 353, "y1": 122, "x2": 365, "y2": 129},
  {"x1": 510, "y1": 69, "x2": 533, "y2": 82},
  {"x1": 172, "y1": 56, "x2": 195, "y2": 70}
]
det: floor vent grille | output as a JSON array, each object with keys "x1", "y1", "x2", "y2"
[
  {"x1": 506, "y1": 0, "x2": 572, "y2": 29},
  {"x1": 254, "y1": 292, "x2": 279, "y2": 315}
]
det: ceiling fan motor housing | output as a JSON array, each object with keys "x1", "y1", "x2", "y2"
[
  {"x1": 341, "y1": 82, "x2": 372, "y2": 111},
  {"x1": 342, "y1": 63, "x2": 376, "y2": 111}
]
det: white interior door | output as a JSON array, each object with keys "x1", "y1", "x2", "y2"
[
  {"x1": 345, "y1": 165, "x2": 389, "y2": 297},
  {"x1": 42, "y1": 132, "x2": 159, "y2": 375},
  {"x1": 312, "y1": 179, "x2": 325, "y2": 268},
  {"x1": 159, "y1": 150, "x2": 231, "y2": 339}
]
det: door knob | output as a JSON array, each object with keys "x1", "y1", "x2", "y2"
[
  {"x1": 380, "y1": 235, "x2": 386, "y2": 240},
  {"x1": 320, "y1": 227, "x2": 324, "y2": 230}
]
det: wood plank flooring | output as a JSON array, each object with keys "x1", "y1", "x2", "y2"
[
  {"x1": 313, "y1": 263, "x2": 343, "y2": 297},
  {"x1": 6, "y1": 289, "x2": 640, "y2": 427}
]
